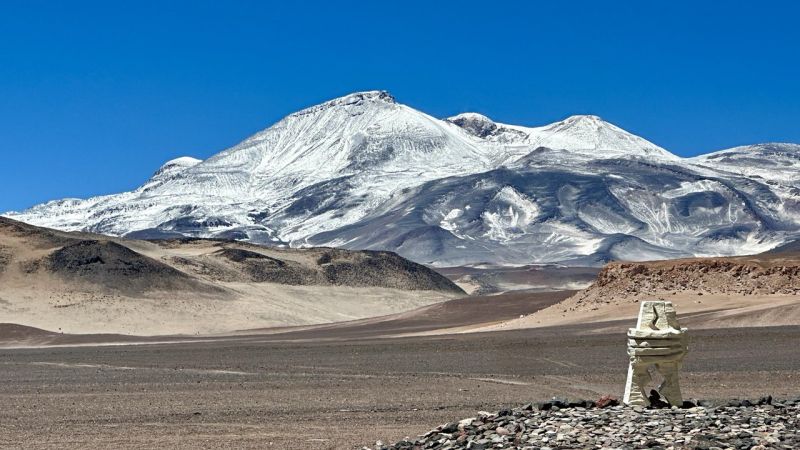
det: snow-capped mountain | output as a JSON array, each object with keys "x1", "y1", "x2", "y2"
[
  {"x1": 446, "y1": 112, "x2": 678, "y2": 161},
  {"x1": 5, "y1": 91, "x2": 800, "y2": 266},
  {"x1": 690, "y1": 143, "x2": 800, "y2": 182}
]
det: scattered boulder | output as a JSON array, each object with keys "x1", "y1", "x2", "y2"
[{"x1": 596, "y1": 394, "x2": 620, "y2": 408}]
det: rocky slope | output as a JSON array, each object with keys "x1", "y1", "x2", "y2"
[
  {"x1": 570, "y1": 253, "x2": 800, "y2": 307},
  {"x1": 5, "y1": 91, "x2": 800, "y2": 266},
  {"x1": 483, "y1": 246, "x2": 800, "y2": 332}
]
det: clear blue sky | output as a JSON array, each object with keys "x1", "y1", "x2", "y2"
[{"x1": 2, "y1": 1, "x2": 799, "y2": 211}]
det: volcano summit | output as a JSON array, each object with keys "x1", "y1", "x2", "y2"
[{"x1": 6, "y1": 91, "x2": 800, "y2": 266}]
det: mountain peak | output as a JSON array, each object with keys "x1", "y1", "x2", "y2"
[
  {"x1": 738, "y1": 142, "x2": 800, "y2": 152},
  {"x1": 446, "y1": 112, "x2": 498, "y2": 138},
  {"x1": 447, "y1": 112, "x2": 494, "y2": 122},
  {"x1": 563, "y1": 114, "x2": 604, "y2": 122},
  {"x1": 556, "y1": 114, "x2": 610, "y2": 129},
  {"x1": 291, "y1": 91, "x2": 397, "y2": 118},
  {"x1": 161, "y1": 156, "x2": 203, "y2": 168},
  {"x1": 698, "y1": 142, "x2": 800, "y2": 159},
  {"x1": 149, "y1": 156, "x2": 202, "y2": 182},
  {"x1": 334, "y1": 90, "x2": 396, "y2": 104},
  {"x1": 524, "y1": 114, "x2": 677, "y2": 160}
]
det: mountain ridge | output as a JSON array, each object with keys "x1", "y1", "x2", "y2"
[{"x1": 5, "y1": 91, "x2": 800, "y2": 267}]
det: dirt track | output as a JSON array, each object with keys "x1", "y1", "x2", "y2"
[{"x1": 2, "y1": 323, "x2": 799, "y2": 449}]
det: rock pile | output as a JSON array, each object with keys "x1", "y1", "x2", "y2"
[{"x1": 366, "y1": 397, "x2": 800, "y2": 450}]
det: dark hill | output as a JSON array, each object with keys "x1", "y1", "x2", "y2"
[
  {"x1": 47, "y1": 240, "x2": 212, "y2": 294},
  {"x1": 313, "y1": 248, "x2": 464, "y2": 293}
]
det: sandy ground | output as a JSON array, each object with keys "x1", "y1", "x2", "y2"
[
  {"x1": 0, "y1": 283, "x2": 455, "y2": 336},
  {"x1": 1, "y1": 323, "x2": 799, "y2": 450},
  {"x1": 3, "y1": 218, "x2": 800, "y2": 448},
  {"x1": 482, "y1": 291, "x2": 800, "y2": 333},
  {"x1": 436, "y1": 264, "x2": 598, "y2": 294},
  {"x1": 0, "y1": 291, "x2": 573, "y2": 348}
]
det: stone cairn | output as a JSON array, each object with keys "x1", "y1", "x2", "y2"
[{"x1": 623, "y1": 300, "x2": 688, "y2": 407}]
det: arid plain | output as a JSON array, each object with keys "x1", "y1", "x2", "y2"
[{"x1": 1, "y1": 218, "x2": 800, "y2": 449}]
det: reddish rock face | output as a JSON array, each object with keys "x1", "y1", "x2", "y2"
[{"x1": 576, "y1": 255, "x2": 800, "y2": 305}]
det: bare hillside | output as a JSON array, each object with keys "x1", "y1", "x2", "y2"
[
  {"x1": 573, "y1": 256, "x2": 800, "y2": 306},
  {"x1": 0, "y1": 217, "x2": 462, "y2": 335},
  {"x1": 487, "y1": 251, "x2": 800, "y2": 332}
]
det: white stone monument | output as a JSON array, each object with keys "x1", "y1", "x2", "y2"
[{"x1": 623, "y1": 301, "x2": 688, "y2": 406}]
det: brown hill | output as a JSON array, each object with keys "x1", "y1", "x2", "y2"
[
  {"x1": 0, "y1": 217, "x2": 463, "y2": 335},
  {"x1": 173, "y1": 245, "x2": 464, "y2": 292},
  {"x1": 573, "y1": 256, "x2": 800, "y2": 306},
  {"x1": 486, "y1": 250, "x2": 800, "y2": 332}
]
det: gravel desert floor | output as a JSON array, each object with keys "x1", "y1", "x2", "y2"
[{"x1": 2, "y1": 321, "x2": 799, "y2": 449}]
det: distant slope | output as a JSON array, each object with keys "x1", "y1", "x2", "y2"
[
  {"x1": 7, "y1": 91, "x2": 800, "y2": 267},
  {"x1": 572, "y1": 254, "x2": 800, "y2": 304},
  {"x1": 0, "y1": 290, "x2": 573, "y2": 347},
  {"x1": 689, "y1": 143, "x2": 800, "y2": 182},
  {"x1": 763, "y1": 238, "x2": 800, "y2": 255},
  {"x1": 0, "y1": 217, "x2": 462, "y2": 335},
  {"x1": 436, "y1": 264, "x2": 598, "y2": 295},
  {"x1": 488, "y1": 246, "x2": 800, "y2": 332}
]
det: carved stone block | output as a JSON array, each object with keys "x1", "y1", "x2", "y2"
[{"x1": 623, "y1": 301, "x2": 688, "y2": 406}]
